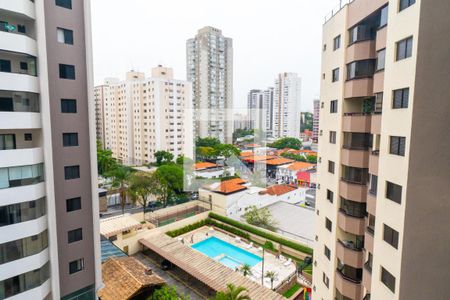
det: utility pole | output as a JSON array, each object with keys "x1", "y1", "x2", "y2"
[{"x1": 261, "y1": 248, "x2": 265, "y2": 285}]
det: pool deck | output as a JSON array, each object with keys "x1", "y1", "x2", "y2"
[
  {"x1": 139, "y1": 229, "x2": 288, "y2": 299},
  {"x1": 179, "y1": 226, "x2": 297, "y2": 290}
]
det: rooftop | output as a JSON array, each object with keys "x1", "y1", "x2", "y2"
[
  {"x1": 261, "y1": 184, "x2": 297, "y2": 196},
  {"x1": 213, "y1": 178, "x2": 247, "y2": 194},
  {"x1": 98, "y1": 257, "x2": 165, "y2": 300},
  {"x1": 262, "y1": 158, "x2": 295, "y2": 166},
  {"x1": 195, "y1": 162, "x2": 218, "y2": 170},
  {"x1": 241, "y1": 155, "x2": 276, "y2": 162},
  {"x1": 100, "y1": 214, "x2": 142, "y2": 238},
  {"x1": 285, "y1": 162, "x2": 316, "y2": 172}
]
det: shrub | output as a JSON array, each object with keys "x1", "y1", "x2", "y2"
[
  {"x1": 264, "y1": 240, "x2": 275, "y2": 251},
  {"x1": 166, "y1": 219, "x2": 207, "y2": 237},
  {"x1": 208, "y1": 212, "x2": 313, "y2": 255}
]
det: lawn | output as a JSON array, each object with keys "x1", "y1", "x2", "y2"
[{"x1": 283, "y1": 283, "x2": 301, "y2": 298}]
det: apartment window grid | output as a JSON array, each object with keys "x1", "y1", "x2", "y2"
[
  {"x1": 69, "y1": 258, "x2": 84, "y2": 274},
  {"x1": 330, "y1": 100, "x2": 338, "y2": 113},
  {"x1": 324, "y1": 245, "x2": 331, "y2": 260},
  {"x1": 57, "y1": 27, "x2": 73, "y2": 45},
  {"x1": 66, "y1": 197, "x2": 81, "y2": 212},
  {"x1": 61, "y1": 99, "x2": 77, "y2": 113},
  {"x1": 333, "y1": 35, "x2": 341, "y2": 50},
  {"x1": 322, "y1": 272, "x2": 329, "y2": 288},
  {"x1": 332, "y1": 68, "x2": 340, "y2": 82},
  {"x1": 328, "y1": 161, "x2": 335, "y2": 174},
  {"x1": 396, "y1": 37, "x2": 413, "y2": 61},
  {"x1": 56, "y1": 0, "x2": 72, "y2": 9},
  {"x1": 390, "y1": 136, "x2": 406, "y2": 156},
  {"x1": 399, "y1": 0, "x2": 416, "y2": 11},
  {"x1": 381, "y1": 267, "x2": 396, "y2": 293},
  {"x1": 386, "y1": 181, "x2": 402, "y2": 204},
  {"x1": 393, "y1": 88, "x2": 409, "y2": 108},
  {"x1": 64, "y1": 165, "x2": 80, "y2": 180},
  {"x1": 329, "y1": 131, "x2": 336, "y2": 144},
  {"x1": 326, "y1": 189, "x2": 334, "y2": 203},
  {"x1": 383, "y1": 224, "x2": 399, "y2": 249},
  {"x1": 63, "y1": 133, "x2": 78, "y2": 147},
  {"x1": 68, "y1": 228, "x2": 82, "y2": 243},
  {"x1": 325, "y1": 218, "x2": 332, "y2": 232}
]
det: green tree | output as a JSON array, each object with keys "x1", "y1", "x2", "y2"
[
  {"x1": 264, "y1": 271, "x2": 277, "y2": 290},
  {"x1": 243, "y1": 205, "x2": 277, "y2": 231},
  {"x1": 281, "y1": 152, "x2": 307, "y2": 162},
  {"x1": 97, "y1": 140, "x2": 117, "y2": 176},
  {"x1": 128, "y1": 172, "x2": 158, "y2": 221},
  {"x1": 306, "y1": 154, "x2": 317, "y2": 164},
  {"x1": 150, "y1": 285, "x2": 189, "y2": 300},
  {"x1": 154, "y1": 150, "x2": 174, "y2": 166},
  {"x1": 269, "y1": 137, "x2": 302, "y2": 150},
  {"x1": 196, "y1": 146, "x2": 216, "y2": 161},
  {"x1": 155, "y1": 164, "x2": 184, "y2": 204},
  {"x1": 215, "y1": 144, "x2": 241, "y2": 158},
  {"x1": 196, "y1": 137, "x2": 221, "y2": 148},
  {"x1": 215, "y1": 284, "x2": 250, "y2": 300},
  {"x1": 239, "y1": 264, "x2": 252, "y2": 277},
  {"x1": 232, "y1": 128, "x2": 254, "y2": 142},
  {"x1": 106, "y1": 166, "x2": 133, "y2": 215}
]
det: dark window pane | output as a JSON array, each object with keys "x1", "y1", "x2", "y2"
[
  {"x1": 386, "y1": 181, "x2": 402, "y2": 204},
  {"x1": 68, "y1": 228, "x2": 83, "y2": 243},
  {"x1": 381, "y1": 267, "x2": 396, "y2": 292},
  {"x1": 63, "y1": 133, "x2": 78, "y2": 147},
  {"x1": 61, "y1": 99, "x2": 77, "y2": 113},
  {"x1": 56, "y1": 0, "x2": 72, "y2": 9},
  {"x1": 64, "y1": 166, "x2": 80, "y2": 180},
  {"x1": 59, "y1": 64, "x2": 75, "y2": 79},
  {"x1": 0, "y1": 59, "x2": 12, "y2": 72},
  {"x1": 66, "y1": 197, "x2": 81, "y2": 212}
]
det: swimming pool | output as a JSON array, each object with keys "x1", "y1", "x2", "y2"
[{"x1": 192, "y1": 236, "x2": 262, "y2": 269}]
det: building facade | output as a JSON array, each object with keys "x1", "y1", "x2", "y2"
[
  {"x1": 314, "y1": 1, "x2": 450, "y2": 300},
  {"x1": 0, "y1": 0, "x2": 101, "y2": 299},
  {"x1": 187, "y1": 26, "x2": 233, "y2": 143},
  {"x1": 94, "y1": 66, "x2": 194, "y2": 165},
  {"x1": 313, "y1": 99, "x2": 320, "y2": 142},
  {"x1": 273, "y1": 73, "x2": 301, "y2": 139},
  {"x1": 247, "y1": 88, "x2": 274, "y2": 137}
]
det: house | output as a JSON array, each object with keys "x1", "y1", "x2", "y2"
[
  {"x1": 276, "y1": 162, "x2": 316, "y2": 185},
  {"x1": 98, "y1": 257, "x2": 165, "y2": 300},
  {"x1": 193, "y1": 162, "x2": 235, "y2": 179},
  {"x1": 100, "y1": 214, "x2": 144, "y2": 248},
  {"x1": 254, "y1": 157, "x2": 294, "y2": 179}
]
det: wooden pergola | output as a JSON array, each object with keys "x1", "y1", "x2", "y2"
[{"x1": 139, "y1": 233, "x2": 285, "y2": 299}]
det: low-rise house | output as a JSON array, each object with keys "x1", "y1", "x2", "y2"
[
  {"x1": 277, "y1": 161, "x2": 316, "y2": 185},
  {"x1": 99, "y1": 257, "x2": 165, "y2": 300},
  {"x1": 254, "y1": 157, "x2": 294, "y2": 179},
  {"x1": 100, "y1": 214, "x2": 144, "y2": 248},
  {"x1": 193, "y1": 162, "x2": 235, "y2": 179}
]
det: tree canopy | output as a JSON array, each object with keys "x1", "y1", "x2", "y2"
[
  {"x1": 154, "y1": 150, "x2": 174, "y2": 166},
  {"x1": 127, "y1": 171, "x2": 159, "y2": 220},
  {"x1": 269, "y1": 137, "x2": 302, "y2": 150},
  {"x1": 97, "y1": 140, "x2": 118, "y2": 176},
  {"x1": 196, "y1": 137, "x2": 221, "y2": 148},
  {"x1": 215, "y1": 284, "x2": 250, "y2": 300},
  {"x1": 281, "y1": 152, "x2": 307, "y2": 162},
  {"x1": 243, "y1": 205, "x2": 277, "y2": 231}
]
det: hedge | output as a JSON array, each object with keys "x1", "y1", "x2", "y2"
[
  {"x1": 208, "y1": 212, "x2": 313, "y2": 255},
  {"x1": 166, "y1": 219, "x2": 208, "y2": 237}
]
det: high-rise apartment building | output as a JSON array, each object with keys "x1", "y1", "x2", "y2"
[
  {"x1": 314, "y1": 1, "x2": 450, "y2": 300},
  {"x1": 273, "y1": 73, "x2": 301, "y2": 139},
  {"x1": 187, "y1": 26, "x2": 233, "y2": 143},
  {"x1": 313, "y1": 99, "x2": 320, "y2": 143},
  {"x1": 0, "y1": 0, "x2": 101, "y2": 299},
  {"x1": 94, "y1": 66, "x2": 194, "y2": 165}
]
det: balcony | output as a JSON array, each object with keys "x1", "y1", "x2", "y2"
[
  {"x1": 0, "y1": 111, "x2": 41, "y2": 129},
  {"x1": 346, "y1": 40, "x2": 376, "y2": 64},
  {"x1": 370, "y1": 113, "x2": 381, "y2": 134},
  {"x1": 335, "y1": 269, "x2": 363, "y2": 300},
  {"x1": 367, "y1": 192, "x2": 376, "y2": 215},
  {"x1": 368, "y1": 151, "x2": 379, "y2": 175},
  {"x1": 344, "y1": 78, "x2": 374, "y2": 99},
  {"x1": 336, "y1": 239, "x2": 364, "y2": 268},
  {"x1": 341, "y1": 147, "x2": 370, "y2": 168},
  {"x1": 362, "y1": 264, "x2": 372, "y2": 292},
  {"x1": 0, "y1": 71, "x2": 39, "y2": 94},
  {"x1": 340, "y1": 179, "x2": 368, "y2": 202},
  {"x1": 342, "y1": 113, "x2": 371, "y2": 133},
  {"x1": 0, "y1": 147, "x2": 43, "y2": 168},
  {"x1": 338, "y1": 209, "x2": 366, "y2": 235},
  {"x1": 0, "y1": 0, "x2": 36, "y2": 19},
  {"x1": 0, "y1": 30, "x2": 37, "y2": 57}
]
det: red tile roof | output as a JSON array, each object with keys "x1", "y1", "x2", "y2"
[
  {"x1": 260, "y1": 184, "x2": 297, "y2": 196},
  {"x1": 287, "y1": 162, "x2": 315, "y2": 171},
  {"x1": 214, "y1": 178, "x2": 247, "y2": 194},
  {"x1": 240, "y1": 151, "x2": 254, "y2": 157},
  {"x1": 195, "y1": 162, "x2": 218, "y2": 170},
  {"x1": 262, "y1": 158, "x2": 295, "y2": 166},
  {"x1": 241, "y1": 155, "x2": 276, "y2": 163}
]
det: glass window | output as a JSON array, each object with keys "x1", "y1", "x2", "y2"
[
  {"x1": 393, "y1": 88, "x2": 409, "y2": 108},
  {"x1": 0, "y1": 59, "x2": 12, "y2": 72},
  {"x1": 66, "y1": 197, "x2": 81, "y2": 212},
  {"x1": 0, "y1": 230, "x2": 48, "y2": 264},
  {"x1": 327, "y1": 189, "x2": 334, "y2": 203},
  {"x1": 379, "y1": 6, "x2": 388, "y2": 27},
  {"x1": 62, "y1": 133, "x2": 78, "y2": 147},
  {"x1": 342, "y1": 165, "x2": 369, "y2": 184},
  {"x1": 333, "y1": 35, "x2": 341, "y2": 50},
  {"x1": 59, "y1": 64, "x2": 76, "y2": 80},
  {"x1": 376, "y1": 49, "x2": 386, "y2": 71},
  {"x1": 329, "y1": 131, "x2": 336, "y2": 144},
  {"x1": 0, "y1": 262, "x2": 50, "y2": 298},
  {"x1": 328, "y1": 161, "x2": 335, "y2": 174},
  {"x1": 325, "y1": 218, "x2": 332, "y2": 232},
  {"x1": 396, "y1": 37, "x2": 413, "y2": 61},
  {"x1": 57, "y1": 28, "x2": 73, "y2": 45},
  {"x1": 332, "y1": 68, "x2": 339, "y2": 82},
  {"x1": 383, "y1": 224, "x2": 399, "y2": 249},
  {"x1": 69, "y1": 258, "x2": 84, "y2": 274},
  {"x1": 399, "y1": 0, "x2": 416, "y2": 11},
  {"x1": 381, "y1": 267, "x2": 396, "y2": 292},
  {"x1": 324, "y1": 246, "x2": 331, "y2": 260},
  {"x1": 0, "y1": 198, "x2": 46, "y2": 227},
  {"x1": 347, "y1": 60, "x2": 376, "y2": 80},
  {"x1": 64, "y1": 165, "x2": 80, "y2": 180},
  {"x1": 389, "y1": 136, "x2": 406, "y2": 156},
  {"x1": 0, "y1": 134, "x2": 16, "y2": 150},
  {"x1": 55, "y1": 0, "x2": 72, "y2": 9},
  {"x1": 61, "y1": 99, "x2": 77, "y2": 113},
  {"x1": 68, "y1": 228, "x2": 82, "y2": 243},
  {"x1": 386, "y1": 181, "x2": 402, "y2": 204}
]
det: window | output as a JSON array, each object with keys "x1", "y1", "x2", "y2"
[
  {"x1": 323, "y1": 44, "x2": 326, "y2": 51},
  {"x1": 386, "y1": 181, "x2": 402, "y2": 204},
  {"x1": 347, "y1": 60, "x2": 376, "y2": 80},
  {"x1": 381, "y1": 267, "x2": 396, "y2": 293},
  {"x1": 0, "y1": 59, "x2": 11, "y2": 72},
  {"x1": 377, "y1": 49, "x2": 386, "y2": 71},
  {"x1": 379, "y1": 6, "x2": 388, "y2": 27},
  {"x1": 399, "y1": 0, "x2": 415, "y2": 11},
  {"x1": 329, "y1": 131, "x2": 336, "y2": 144},
  {"x1": 325, "y1": 218, "x2": 332, "y2": 232},
  {"x1": 0, "y1": 163, "x2": 44, "y2": 189},
  {"x1": 323, "y1": 272, "x2": 329, "y2": 288},
  {"x1": 383, "y1": 224, "x2": 399, "y2": 249},
  {"x1": 66, "y1": 197, "x2": 81, "y2": 212},
  {"x1": 63, "y1": 133, "x2": 78, "y2": 147},
  {"x1": 24, "y1": 133, "x2": 32, "y2": 141},
  {"x1": 17, "y1": 25, "x2": 26, "y2": 34},
  {"x1": 57, "y1": 28, "x2": 74, "y2": 45},
  {"x1": 332, "y1": 68, "x2": 339, "y2": 82},
  {"x1": 64, "y1": 165, "x2": 80, "y2": 180},
  {"x1": 328, "y1": 161, "x2": 335, "y2": 174},
  {"x1": 68, "y1": 228, "x2": 82, "y2": 243},
  {"x1": 0, "y1": 198, "x2": 46, "y2": 227},
  {"x1": 0, "y1": 230, "x2": 48, "y2": 264},
  {"x1": 56, "y1": 0, "x2": 72, "y2": 9},
  {"x1": 330, "y1": 100, "x2": 338, "y2": 113},
  {"x1": 0, "y1": 134, "x2": 15, "y2": 150},
  {"x1": 393, "y1": 88, "x2": 409, "y2": 108},
  {"x1": 326, "y1": 190, "x2": 334, "y2": 203},
  {"x1": 396, "y1": 37, "x2": 413, "y2": 61},
  {"x1": 69, "y1": 258, "x2": 84, "y2": 274},
  {"x1": 61, "y1": 99, "x2": 77, "y2": 113},
  {"x1": 20, "y1": 62, "x2": 28, "y2": 71},
  {"x1": 340, "y1": 198, "x2": 366, "y2": 218},
  {"x1": 324, "y1": 246, "x2": 331, "y2": 260},
  {"x1": 389, "y1": 136, "x2": 406, "y2": 156},
  {"x1": 333, "y1": 35, "x2": 341, "y2": 50},
  {"x1": 0, "y1": 262, "x2": 50, "y2": 298},
  {"x1": 369, "y1": 175, "x2": 378, "y2": 195},
  {"x1": 59, "y1": 64, "x2": 75, "y2": 79}
]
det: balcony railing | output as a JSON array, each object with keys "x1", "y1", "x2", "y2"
[
  {"x1": 343, "y1": 112, "x2": 372, "y2": 117},
  {"x1": 341, "y1": 176, "x2": 368, "y2": 186},
  {"x1": 338, "y1": 239, "x2": 364, "y2": 252},
  {"x1": 364, "y1": 261, "x2": 372, "y2": 273},
  {"x1": 366, "y1": 226, "x2": 375, "y2": 235},
  {"x1": 336, "y1": 268, "x2": 362, "y2": 284}
]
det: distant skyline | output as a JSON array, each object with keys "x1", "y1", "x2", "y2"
[{"x1": 91, "y1": 0, "x2": 340, "y2": 111}]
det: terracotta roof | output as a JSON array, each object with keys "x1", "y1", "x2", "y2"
[
  {"x1": 241, "y1": 155, "x2": 276, "y2": 162},
  {"x1": 261, "y1": 184, "x2": 297, "y2": 196},
  {"x1": 98, "y1": 257, "x2": 165, "y2": 300},
  {"x1": 195, "y1": 162, "x2": 218, "y2": 170},
  {"x1": 262, "y1": 158, "x2": 294, "y2": 166},
  {"x1": 214, "y1": 178, "x2": 247, "y2": 194},
  {"x1": 286, "y1": 162, "x2": 316, "y2": 171},
  {"x1": 239, "y1": 151, "x2": 254, "y2": 157},
  {"x1": 244, "y1": 143, "x2": 260, "y2": 147}
]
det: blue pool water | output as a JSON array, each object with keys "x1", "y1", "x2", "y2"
[{"x1": 192, "y1": 236, "x2": 262, "y2": 269}]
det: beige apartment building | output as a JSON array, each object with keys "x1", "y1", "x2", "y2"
[
  {"x1": 314, "y1": 0, "x2": 450, "y2": 300},
  {"x1": 95, "y1": 66, "x2": 193, "y2": 165}
]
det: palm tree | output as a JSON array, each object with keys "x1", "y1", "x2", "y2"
[
  {"x1": 214, "y1": 284, "x2": 250, "y2": 300},
  {"x1": 239, "y1": 264, "x2": 252, "y2": 277},
  {"x1": 264, "y1": 271, "x2": 277, "y2": 290},
  {"x1": 106, "y1": 166, "x2": 132, "y2": 215}
]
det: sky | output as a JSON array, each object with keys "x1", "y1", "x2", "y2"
[{"x1": 91, "y1": 0, "x2": 340, "y2": 112}]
